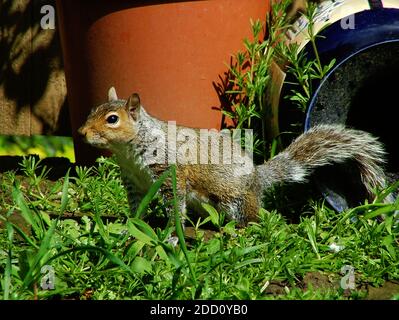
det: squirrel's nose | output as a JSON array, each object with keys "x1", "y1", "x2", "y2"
[{"x1": 78, "y1": 126, "x2": 86, "y2": 136}]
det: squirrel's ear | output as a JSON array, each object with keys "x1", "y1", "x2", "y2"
[
  {"x1": 125, "y1": 93, "x2": 141, "y2": 120},
  {"x1": 108, "y1": 86, "x2": 118, "y2": 102}
]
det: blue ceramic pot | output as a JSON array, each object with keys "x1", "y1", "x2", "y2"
[{"x1": 303, "y1": 6, "x2": 399, "y2": 211}]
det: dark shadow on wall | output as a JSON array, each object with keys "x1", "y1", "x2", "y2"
[{"x1": 0, "y1": 0, "x2": 70, "y2": 135}]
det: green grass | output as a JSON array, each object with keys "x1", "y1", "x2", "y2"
[
  {"x1": 0, "y1": 135, "x2": 75, "y2": 162},
  {"x1": 0, "y1": 156, "x2": 398, "y2": 300}
]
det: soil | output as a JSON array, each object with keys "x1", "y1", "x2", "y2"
[{"x1": 263, "y1": 271, "x2": 399, "y2": 299}]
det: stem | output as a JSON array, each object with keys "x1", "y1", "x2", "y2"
[
  {"x1": 307, "y1": 4, "x2": 323, "y2": 76},
  {"x1": 33, "y1": 282, "x2": 38, "y2": 300},
  {"x1": 311, "y1": 36, "x2": 323, "y2": 76},
  {"x1": 170, "y1": 165, "x2": 197, "y2": 287}
]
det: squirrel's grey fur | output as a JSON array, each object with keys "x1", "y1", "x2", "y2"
[{"x1": 79, "y1": 88, "x2": 390, "y2": 226}]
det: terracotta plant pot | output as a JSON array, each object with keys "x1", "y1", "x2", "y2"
[{"x1": 56, "y1": 0, "x2": 269, "y2": 164}]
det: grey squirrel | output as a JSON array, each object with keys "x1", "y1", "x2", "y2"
[{"x1": 79, "y1": 87, "x2": 388, "y2": 226}]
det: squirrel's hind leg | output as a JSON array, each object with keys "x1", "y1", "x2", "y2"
[{"x1": 217, "y1": 192, "x2": 261, "y2": 227}]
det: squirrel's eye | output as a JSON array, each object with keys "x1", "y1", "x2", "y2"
[{"x1": 106, "y1": 115, "x2": 119, "y2": 124}]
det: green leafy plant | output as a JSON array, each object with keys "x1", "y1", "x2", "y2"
[
  {"x1": 0, "y1": 155, "x2": 398, "y2": 300},
  {"x1": 221, "y1": 0, "x2": 336, "y2": 160},
  {"x1": 277, "y1": 1, "x2": 336, "y2": 112},
  {"x1": 222, "y1": 2, "x2": 290, "y2": 159}
]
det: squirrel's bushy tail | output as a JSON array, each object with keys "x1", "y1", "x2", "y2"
[{"x1": 257, "y1": 125, "x2": 387, "y2": 198}]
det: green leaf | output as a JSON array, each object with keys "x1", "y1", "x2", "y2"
[
  {"x1": 201, "y1": 203, "x2": 220, "y2": 227},
  {"x1": 60, "y1": 170, "x2": 70, "y2": 214},
  {"x1": 382, "y1": 235, "x2": 397, "y2": 260},
  {"x1": 12, "y1": 185, "x2": 41, "y2": 238},
  {"x1": 303, "y1": 218, "x2": 320, "y2": 259},
  {"x1": 376, "y1": 179, "x2": 399, "y2": 203},
  {"x1": 39, "y1": 211, "x2": 52, "y2": 227},
  {"x1": 47, "y1": 246, "x2": 135, "y2": 276},
  {"x1": 92, "y1": 202, "x2": 108, "y2": 244},
  {"x1": 157, "y1": 242, "x2": 182, "y2": 268},
  {"x1": 385, "y1": 215, "x2": 393, "y2": 235},
  {"x1": 18, "y1": 249, "x2": 34, "y2": 281},
  {"x1": 135, "y1": 168, "x2": 171, "y2": 219},
  {"x1": 170, "y1": 165, "x2": 197, "y2": 285},
  {"x1": 3, "y1": 222, "x2": 13, "y2": 300},
  {"x1": 126, "y1": 240, "x2": 145, "y2": 258},
  {"x1": 127, "y1": 220, "x2": 157, "y2": 246},
  {"x1": 22, "y1": 217, "x2": 58, "y2": 288},
  {"x1": 131, "y1": 218, "x2": 158, "y2": 241},
  {"x1": 232, "y1": 243, "x2": 267, "y2": 257},
  {"x1": 206, "y1": 238, "x2": 221, "y2": 256},
  {"x1": 234, "y1": 258, "x2": 264, "y2": 270},
  {"x1": 364, "y1": 204, "x2": 397, "y2": 219},
  {"x1": 131, "y1": 256, "x2": 152, "y2": 274},
  {"x1": 222, "y1": 220, "x2": 237, "y2": 236},
  {"x1": 7, "y1": 221, "x2": 39, "y2": 249},
  {"x1": 155, "y1": 245, "x2": 169, "y2": 262}
]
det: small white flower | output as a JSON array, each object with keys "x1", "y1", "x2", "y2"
[{"x1": 329, "y1": 243, "x2": 345, "y2": 253}]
